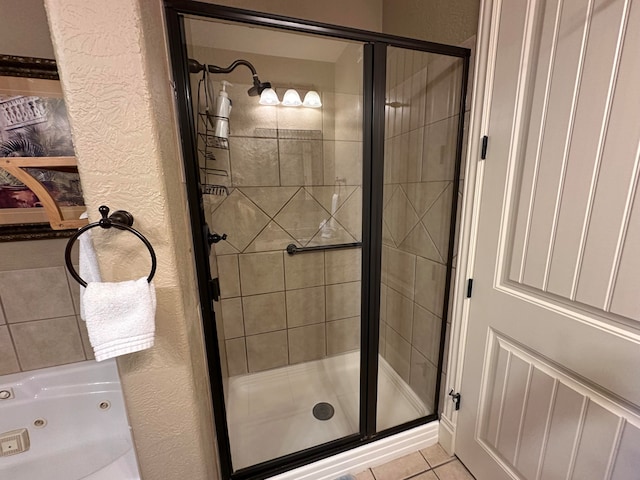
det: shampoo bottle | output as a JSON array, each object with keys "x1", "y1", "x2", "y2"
[{"x1": 213, "y1": 80, "x2": 233, "y2": 139}]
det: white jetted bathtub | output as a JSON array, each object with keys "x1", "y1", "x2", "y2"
[{"x1": 0, "y1": 360, "x2": 140, "y2": 479}]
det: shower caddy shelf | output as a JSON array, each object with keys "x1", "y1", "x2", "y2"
[{"x1": 0, "y1": 156, "x2": 88, "y2": 230}]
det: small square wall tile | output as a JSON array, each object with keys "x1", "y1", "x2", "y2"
[
  {"x1": 221, "y1": 298, "x2": 245, "y2": 339},
  {"x1": 326, "y1": 316, "x2": 360, "y2": 355},
  {"x1": 0, "y1": 266, "x2": 75, "y2": 323},
  {"x1": 0, "y1": 326, "x2": 20, "y2": 375},
  {"x1": 10, "y1": 316, "x2": 85, "y2": 371},
  {"x1": 217, "y1": 255, "x2": 241, "y2": 298},
  {"x1": 246, "y1": 330, "x2": 288, "y2": 372},
  {"x1": 326, "y1": 281, "x2": 361, "y2": 321},
  {"x1": 288, "y1": 324, "x2": 325, "y2": 364},
  {"x1": 420, "y1": 443, "x2": 455, "y2": 469},
  {"x1": 226, "y1": 338, "x2": 248, "y2": 376},
  {"x1": 239, "y1": 252, "x2": 285, "y2": 296},
  {"x1": 371, "y1": 451, "x2": 429, "y2": 480},
  {"x1": 284, "y1": 251, "x2": 324, "y2": 289},
  {"x1": 242, "y1": 292, "x2": 286, "y2": 335},
  {"x1": 433, "y1": 459, "x2": 475, "y2": 479},
  {"x1": 286, "y1": 286, "x2": 325, "y2": 327},
  {"x1": 325, "y1": 247, "x2": 361, "y2": 284}
]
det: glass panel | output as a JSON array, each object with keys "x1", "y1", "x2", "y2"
[
  {"x1": 377, "y1": 46, "x2": 463, "y2": 431},
  {"x1": 183, "y1": 16, "x2": 363, "y2": 470}
]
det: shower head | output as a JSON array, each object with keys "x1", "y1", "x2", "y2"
[
  {"x1": 247, "y1": 75, "x2": 272, "y2": 97},
  {"x1": 188, "y1": 57, "x2": 272, "y2": 97}
]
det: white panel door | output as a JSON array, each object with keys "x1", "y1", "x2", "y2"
[{"x1": 457, "y1": 0, "x2": 640, "y2": 479}]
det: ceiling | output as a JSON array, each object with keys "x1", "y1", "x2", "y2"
[{"x1": 184, "y1": 16, "x2": 352, "y2": 63}]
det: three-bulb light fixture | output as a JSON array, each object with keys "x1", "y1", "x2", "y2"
[{"x1": 259, "y1": 88, "x2": 322, "y2": 108}]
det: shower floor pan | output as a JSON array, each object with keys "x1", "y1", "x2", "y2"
[
  {"x1": 0, "y1": 360, "x2": 140, "y2": 480},
  {"x1": 225, "y1": 351, "x2": 429, "y2": 470}
]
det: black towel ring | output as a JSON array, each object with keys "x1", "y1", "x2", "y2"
[{"x1": 64, "y1": 205, "x2": 157, "y2": 288}]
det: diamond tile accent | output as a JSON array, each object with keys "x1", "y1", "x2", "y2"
[
  {"x1": 305, "y1": 186, "x2": 356, "y2": 213},
  {"x1": 403, "y1": 181, "x2": 448, "y2": 218},
  {"x1": 384, "y1": 187, "x2": 420, "y2": 245},
  {"x1": 240, "y1": 187, "x2": 299, "y2": 217},
  {"x1": 333, "y1": 187, "x2": 362, "y2": 241},
  {"x1": 421, "y1": 183, "x2": 453, "y2": 260},
  {"x1": 307, "y1": 221, "x2": 357, "y2": 247},
  {"x1": 211, "y1": 189, "x2": 270, "y2": 252},
  {"x1": 399, "y1": 223, "x2": 443, "y2": 262},
  {"x1": 274, "y1": 189, "x2": 329, "y2": 245},
  {"x1": 244, "y1": 221, "x2": 299, "y2": 253}
]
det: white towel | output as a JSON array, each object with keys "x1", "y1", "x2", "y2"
[
  {"x1": 78, "y1": 212, "x2": 102, "y2": 321},
  {"x1": 82, "y1": 277, "x2": 156, "y2": 362}
]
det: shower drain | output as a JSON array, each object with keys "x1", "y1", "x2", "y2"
[{"x1": 312, "y1": 402, "x2": 335, "y2": 421}]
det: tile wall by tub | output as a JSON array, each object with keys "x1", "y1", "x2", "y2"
[
  {"x1": 379, "y1": 47, "x2": 466, "y2": 412},
  {"x1": 0, "y1": 239, "x2": 92, "y2": 376},
  {"x1": 203, "y1": 44, "x2": 364, "y2": 375}
]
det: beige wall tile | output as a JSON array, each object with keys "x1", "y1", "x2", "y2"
[
  {"x1": 425, "y1": 56, "x2": 462, "y2": 126},
  {"x1": 274, "y1": 189, "x2": 329, "y2": 245},
  {"x1": 221, "y1": 297, "x2": 244, "y2": 339},
  {"x1": 288, "y1": 323, "x2": 325, "y2": 364},
  {"x1": 326, "y1": 281, "x2": 361, "y2": 321},
  {"x1": 409, "y1": 348, "x2": 437, "y2": 409},
  {"x1": 244, "y1": 221, "x2": 298, "y2": 253},
  {"x1": 399, "y1": 223, "x2": 443, "y2": 263},
  {"x1": 0, "y1": 267, "x2": 74, "y2": 323},
  {"x1": 385, "y1": 247, "x2": 416, "y2": 300},
  {"x1": 226, "y1": 338, "x2": 248, "y2": 376},
  {"x1": 239, "y1": 251, "x2": 285, "y2": 296},
  {"x1": 284, "y1": 250, "x2": 324, "y2": 289},
  {"x1": 322, "y1": 92, "x2": 336, "y2": 141},
  {"x1": 404, "y1": 182, "x2": 448, "y2": 218},
  {"x1": 246, "y1": 330, "x2": 288, "y2": 372},
  {"x1": 422, "y1": 116, "x2": 459, "y2": 182},
  {"x1": 240, "y1": 186, "x2": 299, "y2": 217},
  {"x1": 422, "y1": 183, "x2": 453, "y2": 260},
  {"x1": 415, "y1": 257, "x2": 446, "y2": 316},
  {"x1": 334, "y1": 187, "x2": 362, "y2": 241},
  {"x1": 0, "y1": 326, "x2": 19, "y2": 375},
  {"x1": 0, "y1": 301, "x2": 5, "y2": 324},
  {"x1": 384, "y1": 324, "x2": 411, "y2": 382},
  {"x1": 279, "y1": 139, "x2": 324, "y2": 186},
  {"x1": 325, "y1": 248, "x2": 361, "y2": 284},
  {"x1": 326, "y1": 316, "x2": 360, "y2": 355},
  {"x1": 227, "y1": 84, "x2": 277, "y2": 137},
  {"x1": 10, "y1": 316, "x2": 85, "y2": 371},
  {"x1": 211, "y1": 190, "x2": 270, "y2": 252},
  {"x1": 409, "y1": 69, "x2": 427, "y2": 132},
  {"x1": 305, "y1": 185, "x2": 356, "y2": 213},
  {"x1": 217, "y1": 254, "x2": 241, "y2": 298},
  {"x1": 384, "y1": 187, "x2": 420, "y2": 245},
  {"x1": 276, "y1": 99, "x2": 323, "y2": 131},
  {"x1": 334, "y1": 93, "x2": 362, "y2": 142},
  {"x1": 371, "y1": 452, "x2": 429, "y2": 480},
  {"x1": 412, "y1": 304, "x2": 442, "y2": 365},
  {"x1": 229, "y1": 137, "x2": 280, "y2": 186},
  {"x1": 329, "y1": 140, "x2": 362, "y2": 186},
  {"x1": 286, "y1": 286, "x2": 325, "y2": 328},
  {"x1": 386, "y1": 287, "x2": 414, "y2": 342},
  {"x1": 242, "y1": 292, "x2": 286, "y2": 335},
  {"x1": 0, "y1": 239, "x2": 73, "y2": 271}
]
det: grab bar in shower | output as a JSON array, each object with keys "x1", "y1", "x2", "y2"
[{"x1": 286, "y1": 242, "x2": 362, "y2": 255}]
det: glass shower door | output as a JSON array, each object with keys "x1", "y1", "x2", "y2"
[
  {"x1": 182, "y1": 15, "x2": 365, "y2": 471},
  {"x1": 377, "y1": 46, "x2": 464, "y2": 431}
]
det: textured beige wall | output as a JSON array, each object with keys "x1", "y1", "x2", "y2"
[
  {"x1": 200, "y1": 0, "x2": 383, "y2": 32},
  {"x1": 43, "y1": 1, "x2": 217, "y2": 479},
  {"x1": 382, "y1": 0, "x2": 479, "y2": 45}
]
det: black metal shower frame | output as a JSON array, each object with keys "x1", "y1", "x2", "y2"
[{"x1": 164, "y1": 2, "x2": 470, "y2": 479}]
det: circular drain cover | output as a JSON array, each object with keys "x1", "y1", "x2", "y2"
[{"x1": 313, "y1": 402, "x2": 335, "y2": 421}]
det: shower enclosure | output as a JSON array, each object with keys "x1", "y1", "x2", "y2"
[{"x1": 165, "y1": 3, "x2": 468, "y2": 479}]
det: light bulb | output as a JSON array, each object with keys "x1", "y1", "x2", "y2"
[
  {"x1": 282, "y1": 89, "x2": 302, "y2": 107},
  {"x1": 302, "y1": 90, "x2": 322, "y2": 108},
  {"x1": 259, "y1": 88, "x2": 280, "y2": 105}
]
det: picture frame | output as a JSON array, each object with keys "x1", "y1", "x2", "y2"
[{"x1": 0, "y1": 54, "x2": 86, "y2": 241}]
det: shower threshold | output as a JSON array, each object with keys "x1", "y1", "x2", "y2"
[{"x1": 225, "y1": 351, "x2": 430, "y2": 470}]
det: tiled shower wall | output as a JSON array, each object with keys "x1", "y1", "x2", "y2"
[
  {"x1": 0, "y1": 239, "x2": 92, "y2": 376},
  {"x1": 379, "y1": 47, "x2": 464, "y2": 412},
  {"x1": 202, "y1": 45, "x2": 365, "y2": 375}
]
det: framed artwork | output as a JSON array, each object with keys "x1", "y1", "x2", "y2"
[{"x1": 0, "y1": 54, "x2": 86, "y2": 241}]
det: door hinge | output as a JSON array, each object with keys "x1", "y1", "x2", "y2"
[
  {"x1": 449, "y1": 390, "x2": 461, "y2": 411},
  {"x1": 466, "y1": 278, "x2": 474, "y2": 298},
  {"x1": 481, "y1": 135, "x2": 489, "y2": 160},
  {"x1": 209, "y1": 277, "x2": 221, "y2": 302}
]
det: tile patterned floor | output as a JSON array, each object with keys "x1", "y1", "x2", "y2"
[{"x1": 354, "y1": 444, "x2": 476, "y2": 480}]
